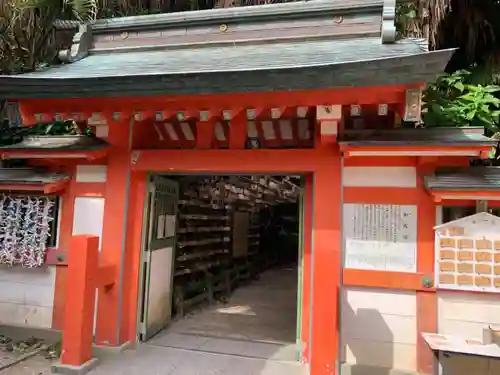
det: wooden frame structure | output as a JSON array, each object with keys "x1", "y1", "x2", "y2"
[
  {"x1": 11, "y1": 85, "x2": 496, "y2": 375},
  {"x1": 4, "y1": 2, "x2": 496, "y2": 375}
]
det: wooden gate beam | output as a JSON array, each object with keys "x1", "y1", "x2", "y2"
[
  {"x1": 17, "y1": 84, "x2": 416, "y2": 114},
  {"x1": 130, "y1": 148, "x2": 330, "y2": 173}
]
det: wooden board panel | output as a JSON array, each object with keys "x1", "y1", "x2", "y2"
[{"x1": 232, "y1": 211, "x2": 249, "y2": 258}]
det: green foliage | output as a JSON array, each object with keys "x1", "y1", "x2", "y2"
[
  {"x1": 98, "y1": 4, "x2": 160, "y2": 19},
  {"x1": 423, "y1": 70, "x2": 500, "y2": 134},
  {"x1": 0, "y1": 119, "x2": 95, "y2": 146},
  {"x1": 0, "y1": 0, "x2": 97, "y2": 74},
  {"x1": 13, "y1": 0, "x2": 97, "y2": 22},
  {"x1": 0, "y1": 2, "x2": 55, "y2": 74},
  {"x1": 395, "y1": 1, "x2": 420, "y2": 39}
]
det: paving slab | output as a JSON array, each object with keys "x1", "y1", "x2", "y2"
[{"x1": 85, "y1": 344, "x2": 307, "y2": 375}]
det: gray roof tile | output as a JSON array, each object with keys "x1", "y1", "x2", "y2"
[
  {"x1": 0, "y1": 136, "x2": 108, "y2": 151},
  {"x1": 0, "y1": 38, "x2": 454, "y2": 99},
  {"x1": 18, "y1": 37, "x2": 425, "y2": 79},
  {"x1": 338, "y1": 127, "x2": 496, "y2": 146},
  {"x1": 0, "y1": 168, "x2": 70, "y2": 185},
  {"x1": 424, "y1": 168, "x2": 500, "y2": 191}
]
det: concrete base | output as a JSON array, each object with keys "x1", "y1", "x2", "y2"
[
  {"x1": 51, "y1": 357, "x2": 99, "y2": 375},
  {"x1": 92, "y1": 340, "x2": 134, "y2": 358},
  {"x1": 340, "y1": 363, "x2": 419, "y2": 375}
]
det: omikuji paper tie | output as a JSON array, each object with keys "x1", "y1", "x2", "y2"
[{"x1": 0, "y1": 195, "x2": 55, "y2": 267}]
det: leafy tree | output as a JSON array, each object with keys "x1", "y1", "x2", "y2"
[
  {"x1": 15, "y1": 0, "x2": 98, "y2": 21},
  {"x1": 423, "y1": 70, "x2": 500, "y2": 134},
  {"x1": 0, "y1": 0, "x2": 97, "y2": 74},
  {"x1": 396, "y1": 0, "x2": 500, "y2": 72}
]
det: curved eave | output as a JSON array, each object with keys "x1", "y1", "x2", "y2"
[
  {"x1": 340, "y1": 144, "x2": 493, "y2": 158},
  {"x1": 0, "y1": 49, "x2": 455, "y2": 100},
  {"x1": 427, "y1": 190, "x2": 500, "y2": 203},
  {"x1": 0, "y1": 148, "x2": 108, "y2": 161},
  {"x1": 0, "y1": 180, "x2": 68, "y2": 194},
  {"x1": 423, "y1": 167, "x2": 500, "y2": 202}
]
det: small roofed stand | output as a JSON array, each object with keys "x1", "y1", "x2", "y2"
[
  {"x1": 3, "y1": 1, "x2": 497, "y2": 375},
  {"x1": 0, "y1": 120, "x2": 105, "y2": 268}
]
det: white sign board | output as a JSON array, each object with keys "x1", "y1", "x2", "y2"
[{"x1": 343, "y1": 204, "x2": 417, "y2": 272}]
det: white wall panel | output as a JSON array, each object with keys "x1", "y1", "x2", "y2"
[
  {"x1": 0, "y1": 267, "x2": 56, "y2": 328},
  {"x1": 72, "y1": 197, "x2": 105, "y2": 250},
  {"x1": 341, "y1": 287, "x2": 417, "y2": 371},
  {"x1": 343, "y1": 167, "x2": 417, "y2": 188},
  {"x1": 76, "y1": 165, "x2": 107, "y2": 183}
]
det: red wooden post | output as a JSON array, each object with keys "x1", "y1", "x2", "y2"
[
  {"x1": 60, "y1": 235, "x2": 99, "y2": 366},
  {"x1": 309, "y1": 162, "x2": 342, "y2": 375},
  {"x1": 416, "y1": 163, "x2": 438, "y2": 374},
  {"x1": 309, "y1": 105, "x2": 342, "y2": 375}
]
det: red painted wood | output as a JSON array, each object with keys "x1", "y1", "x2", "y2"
[
  {"x1": 95, "y1": 115, "x2": 130, "y2": 346},
  {"x1": 17, "y1": 84, "x2": 419, "y2": 113},
  {"x1": 416, "y1": 163, "x2": 438, "y2": 374},
  {"x1": 45, "y1": 248, "x2": 68, "y2": 266},
  {"x1": 310, "y1": 157, "x2": 341, "y2": 375},
  {"x1": 60, "y1": 235, "x2": 99, "y2": 366}
]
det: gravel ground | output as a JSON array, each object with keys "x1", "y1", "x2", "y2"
[
  {"x1": 0, "y1": 335, "x2": 57, "y2": 375},
  {"x1": 2, "y1": 355, "x2": 54, "y2": 375}
]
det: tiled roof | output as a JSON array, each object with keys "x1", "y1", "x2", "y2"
[
  {"x1": 0, "y1": 0, "x2": 455, "y2": 99},
  {"x1": 424, "y1": 167, "x2": 500, "y2": 191},
  {"x1": 338, "y1": 128, "x2": 496, "y2": 146},
  {"x1": 18, "y1": 38, "x2": 427, "y2": 79},
  {"x1": 0, "y1": 38, "x2": 453, "y2": 98},
  {"x1": 0, "y1": 168, "x2": 70, "y2": 185},
  {"x1": 0, "y1": 136, "x2": 108, "y2": 151}
]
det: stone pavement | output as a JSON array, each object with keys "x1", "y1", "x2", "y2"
[{"x1": 87, "y1": 343, "x2": 307, "y2": 375}]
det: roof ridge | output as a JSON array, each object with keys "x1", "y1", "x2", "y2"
[
  {"x1": 89, "y1": 34, "x2": 382, "y2": 56},
  {"x1": 92, "y1": 0, "x2": 388, "y2": 34},
  {"x1": 53, "y1": 0, "x2": 398, "y2": 67}
]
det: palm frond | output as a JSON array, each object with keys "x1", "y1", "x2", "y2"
[{"x1": 64, "y1": 0, "x2": 97, "y2": 21}]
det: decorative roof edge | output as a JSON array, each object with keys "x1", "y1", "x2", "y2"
[
  {"x1": 58, "y1": 24, "x2": 93, "y2": 64},
  {"x1": 340, "y1": 126, "x2": 491, "y2": 138},
  {"x1": 92, "y1": 0, "x2": 385, "y2": 33},
  {"x1": 52, "y1": 0, "x2": 398, "y2": 65},
  {"x1": 381, "y1": 0, "x2": 396, "y2": 44}
]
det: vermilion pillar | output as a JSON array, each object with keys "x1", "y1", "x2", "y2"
[
  {"x1": 416, "y1": 162, "x2": 438, "y2": 374},
  {"x1": 122, "y1": 170, "x2": 148, "y2": 343},
  {"x1": 309, "y1": 156, "x2": 342, "y2": 375},
  {"x1": 96, "y1": 114, "x2": 131, "y2": 346},
  {"x1": 309, "y1": 106, "x2": 342, "y2": 375}
]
